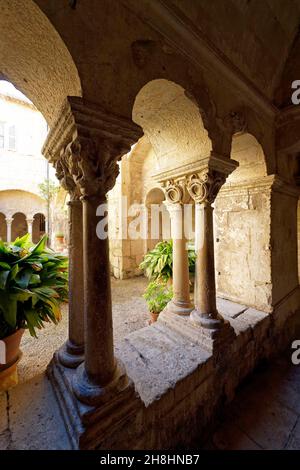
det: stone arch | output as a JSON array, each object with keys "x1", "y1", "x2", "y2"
[
  {"x1": 32, "y1": 212, "x2": 46, "y2": 244},
  {"x1": 226, "y1": 133, "x2": 268, "y2": 184},
  {"x1": 0, "y1": 0, "x2": 82, "y2": 125},
  {"x1": 11, "y1": 212, "x2": 27, "y2": 241},
  {"x1": 0, "y1": 212, "x2": 6, "y2": 241},
  {"x1": 0, "y1": 190, "x2": 47, "y2": 222},
  {"x1": 215, "y1": 133, "x2": 271, "y2": 312},
  {"x1": 132, "y1": 79, "x2": 213, "y2": 174},
  {"x1": 144, "y1": 187, "x2": 168, "y2": 253}
]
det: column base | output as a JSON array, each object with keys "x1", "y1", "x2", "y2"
[
  {"x1": 47, "y1": 352, "x2": 138, "y2": 449},
  {"x1": 57, "y1": 340, "x2": 84, "y2": 369},
  {"x1": 158, "y1": 307, "x2": 235, "y2": 353},
  {"x1": 167, "y1": 299, "x2": 194, "y2": 316},
  {"x1": 72, "y1": 360, "x2": 128, "y2": 406},
  {"x1": 190, "y1": 310, "x2": 223, "y2": 330}
]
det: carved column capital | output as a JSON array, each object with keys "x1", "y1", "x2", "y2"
[
  {"x1": 54, "y1": 151, "x2": 80, "y2": 201},
  {"x1": 186, "y1": 170, "x2": 226, "y2": 204},
  {"x1": 162, "y1": 178, "x2": 191, "y2": 205},
  {"x1": 43, "y1": 97, "x2": 143, "y2": 200}
]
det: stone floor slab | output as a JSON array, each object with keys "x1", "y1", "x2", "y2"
[
  {"x1": 0, "y1": 392, "x2": 7, "y2": 434},
  {"x1": 8, "y1": 374, "x2": 71, "y2": 450}
]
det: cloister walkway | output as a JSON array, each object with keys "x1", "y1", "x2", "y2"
[{"x1": 0, "y1": 278, "x2": 299, "y2": 450}]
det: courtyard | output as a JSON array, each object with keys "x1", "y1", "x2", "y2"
[{"x1": 0, "y1": 0, "x2": 300, "y2": 455}]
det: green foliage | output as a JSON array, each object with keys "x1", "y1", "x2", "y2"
[
  {"x1": 0, "y1": 234, "x2": 68, "y2": 339},
  {"x1": 38, "y1": 179, "x2": 59, "y2": 203},
  {"x1": 139, "y1": 240, "x2": 196, "y2": 282},
  {"x1": 143, "y1": 281, "x2": 173, "y2": 314}
]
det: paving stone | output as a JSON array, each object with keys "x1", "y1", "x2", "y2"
[
  {"x1": 285, "y1": 418, "x2": 300, "y2": 450},
  {"x1": 0, "y1": 392, "x2": 7, "y2": 434},
  {"x1": 230, "y1": 379, "x2": 298, "y2": 449},
  {"x1": 0, "y1": 430, "x2": 10, "y2": 450},
  {"x1": 210, "y1": 421, "x2": 262, "y2": 450},
  {"x1": 8, "y1": 374, "x2": 71, "y2": 450}
]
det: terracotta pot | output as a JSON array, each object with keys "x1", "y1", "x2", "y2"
[
  {"x1": 149, "y1": 312, "x2": 159, "y2": 325},
  {"x1": 0, "y1": 329, "x2": 24, "y2": 372}
]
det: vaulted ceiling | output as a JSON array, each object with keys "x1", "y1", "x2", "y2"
[{"x1": 167, "y1": 0, "x2": 300, "y2": 107}]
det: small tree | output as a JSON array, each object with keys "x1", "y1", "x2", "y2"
[
  {"x1": 38, "y1": 179, "x2": 60, "y2": 246},
  {"x1": 38, "y1": 179, "x2": 59, "y2": 204}
]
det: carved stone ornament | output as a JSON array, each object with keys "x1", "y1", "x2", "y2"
[
  {"x1": 163, "y1": 178, "x2": 189, "y2": 204},
  {"x1": 43, "y1": 97, "x2": 143, "y2": 200},
  {"x1": 54, "y1": 152, "x2": 80, "y2": 200},
  {"x1": 223, "y1": 110, "x2": 246, "y2": 135},
  {"x1": 186, "y1": 170, "x2": 226, "y2": 204},
  {"x1": 66, "y1": 135, "x2": 132, "y2": 200}
]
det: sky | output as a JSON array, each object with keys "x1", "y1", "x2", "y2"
[{"x1": 0, "y1": 80, "x2": 32, "y2": 104}]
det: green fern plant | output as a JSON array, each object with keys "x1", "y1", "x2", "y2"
[
  {"x1": 0, "y1": 234, "x2": 68, "y2": 339},
  {"x1": 143, "y1": 281, "x2": 173, "y2": 314},
  {"x1": 139, "y1": 240, "x2": 196, "y2": 282}
]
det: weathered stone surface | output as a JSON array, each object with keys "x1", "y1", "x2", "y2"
[
  {"x1": 8, "y1": 374, "x2": 71, "y2": 450},
  {"x1": 0, "y1": 430, "x2": 10, "y2": 450},
  {"x1": 0, "y1": 392, "x2": 7, "y2": 435},
  {"x1": 286, "y1": 418, "x2": 300, "y2": 450},
  {"x1": 210, "y1": 421, "x2": 262, "y2": 450},
  {"x1": 118, "y1": 323, "x2": 210, "y2": 406},
  {"x1": 217, "y1": 298, "x2": 247, "y2": 318}
]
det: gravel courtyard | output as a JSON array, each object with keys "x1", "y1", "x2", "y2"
[{"x1": 18, "y1": 276, "x2": 149, "y2": 384}]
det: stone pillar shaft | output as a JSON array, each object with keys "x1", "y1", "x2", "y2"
[
  {"x1": 58, "y1": 199, "x2": 84, "y2": 367},
  {"x1": 194, "y1": 202, "x2": 217, "y2": 317},
  {"x1": 6, "y1": 218, "x2": 12, "y2": 243},
  {"x1": 168, "y1": 203, "x2": 192, "y2": 314},
  {"x1": 82, "y1": 196, "x2": 115, "y2": 384},
  {"x1": 26, "y1": 219, "x2": 34, "y2": 241}
]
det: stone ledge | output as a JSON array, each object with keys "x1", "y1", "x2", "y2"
[{"x1": 48, "y1": 293, "x2": 300, "y2": 449}]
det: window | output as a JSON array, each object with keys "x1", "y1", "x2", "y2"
[
  {"x1": 8, "y1": 125, "x2": 16, "y2": 151},
  {"x1": 0, "y1": 122, "x2": 4, "y2": 149}
]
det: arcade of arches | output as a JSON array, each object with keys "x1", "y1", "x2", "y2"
[
  {"x1": 0, "y1": 190, "x2": 46, "y2": 243},
  {"x1": 1, "y1": 0, "x2": 300, "y2": 450}
]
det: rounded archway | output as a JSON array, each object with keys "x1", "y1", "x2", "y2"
[
  {"x1": 32, "y1": 212, "x2": 46, "y2": 243},
  {"x1": 132, "y1": 79, "x2": 212, "y2": 174},
  {"x1": 0, "y1": 0, "x2": 82, "y2": 125},
  {"x1": 0, "y1": 212, "x2": 6, "y2": 241},
  {"x1": 11, "y1": 212, "x2": 27, "y2": 241},
  {"x1": 145, "y1": 187, "x2": 168, "y2": 253}
]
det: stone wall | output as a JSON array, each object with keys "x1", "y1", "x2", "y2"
[
  {"x1": 215, "y1": 180, "x2": 272, "y2": 312},
  {"x1": 271, "y1": 189, "x2": 299, "y2": 306},
  {"x1": 108, "y1": 137, "x2": 167, "y2": 279},
  {"x1": 298, "y1": 200, "x2": 300, "y2": 284}
]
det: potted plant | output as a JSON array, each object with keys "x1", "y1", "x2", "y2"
[
  {"x1": 143, "y1": 281, "x2": 173, "y2": 324},
  {"x1": 0, "y1": 233, "x2": 68, "y2": 391},
  {"x1": 139, "y1": 240, "x2": 196, "y2": 289},
  {"x1": 55, "y1": 232, "x2": 65, "y2": 245}
]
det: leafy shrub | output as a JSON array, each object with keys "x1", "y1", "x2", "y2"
[
  {"x1": 0, "y1": 234, "x2": 68, "y2": 339},
  {"x1": 143, "y1": 281, "x2": 173, "y2": 314},
  {"x1": 139, "y1": 240, "x2": 196, "y2": 282}
]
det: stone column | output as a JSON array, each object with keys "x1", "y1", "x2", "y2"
[
  {"x1": 58, "y1": 196, "x2": 84, "y2": 368},
  {"x1": 166, "y1": 202, "x2": 193, "y2": 314},
  {"x1": 187, "y1": 170, "x2": 226, "y2": 329},
  {"x1": 26, "y1": 218, "x2": 34, "y2": 241},
  {"x1": 63, "y1": 116, "x2": 142, "y2": 406},
  {"x1": 5, "y1": 217, "x2": 13, "y2": 243},
  {"x1": 163, "y1": 180, "x2": 193, "y2": 315}
]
